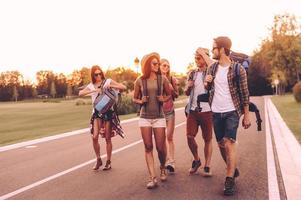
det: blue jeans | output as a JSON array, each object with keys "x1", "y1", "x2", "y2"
[{"x1": 212, "y1": 111, "x2": 240, "y2": 143}]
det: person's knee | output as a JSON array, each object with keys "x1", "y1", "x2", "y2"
[
  {"x1": 167, "y1": 134, "x2": 173, "y2": 142},
  {"x1": 218, "y1": 139, "x2": 226, "y2": 148},
  {"x1": 92, "y1": 135, "x2": 98, "y2": 142},
  {"x1": 144, "y1": 144, "x2": 153, "y2": 153},
  {"x1": 105, "y1": 138, "x2": 111, "y2": 143}
]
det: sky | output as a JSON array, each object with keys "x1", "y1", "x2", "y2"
[{"x1": 0, "y1": 0, "x2": 301, "y2": 83}]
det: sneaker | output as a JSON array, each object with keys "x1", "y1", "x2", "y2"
[
  {"x1": 166, "y1": 162, "x2": 175, "y2": 174},
  {"x1": 103, "y1": 160, "x2": 111, "y2": 171},
  {"x1": 189, "y1": 159, "x2": 201, "y2": 174},
  {"x1": 160, "y1": 166, "x2": 168, "y2": 182},
  {"x1": 202, "y1": 166, "x2": 212, "y2": 177},
  {"x1": 234, "y1": 168, "x2": 240, "y2": 178},
  {"x1": 146, "y1": 177, "x2": 158, "y2": 189},
  {"x1": 92, "y1": 158, "x2": 102, "y2": 170},
  {"x1": 224, "y1": 177, "x2": 235, "y2": 196}
]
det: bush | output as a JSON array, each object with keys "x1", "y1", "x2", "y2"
[
  {"x1": 75, "y1": 99, "x2": 86, "y2": 106},
  {"x1": 42, "y1": 99, "x2": 61, "y2": 103},
  {"x1": 117, "y1": 94, "x2": 137, "y2": 115},
  {"x1": 293, "y1": 81, "x2": 301, "y2": 103}
]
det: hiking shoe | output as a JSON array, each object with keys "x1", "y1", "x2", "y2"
[
  {"x1": 92, "y1": 158, "x2": 102, "y2": 170},
  {"x1": 166, "y1": 162, "x2": 175, "y2": 174},
  {"x1": 103, "y1": 160, "x2": 111, "y2": 171},
  {"x1": 146, "y1": 177, "x2": 158, "y2": 189},
  {"x1": 234, "y1": 168, "x2": 240, "y2": 178},
  {"x1": 189, "y1": 159, "x2": 201, "y2": 174},
  {"x1": 202, "y1": 166, "x2": 212, "y2": 177},
  {"x1": 224, "y1": 177, "x2": 235, "y2": 196},
  {"x1": 160, "y1": 166, "x2": 168, "y2": 182}
]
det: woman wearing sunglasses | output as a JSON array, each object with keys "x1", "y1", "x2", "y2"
[
  {"x1": 79, "y1": 65, "x2": 126, "y2": 171},
  {"x1": 133, "y1": 53, "x2": 171, "y2": 189},
  {"x1": 160, "y1": 59, "x2": 179, "y2": 173}
]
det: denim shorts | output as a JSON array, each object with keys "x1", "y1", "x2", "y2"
[{"x1": 212, "y1": 111, "x2": 240, "y2": 143}]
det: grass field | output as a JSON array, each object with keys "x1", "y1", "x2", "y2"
[
  {"x1": 0, "y1": 97, "x2": 187, "y2": 146},
  {"x1": 271, "y1": 95, "x2": 301, "y2": 143}
]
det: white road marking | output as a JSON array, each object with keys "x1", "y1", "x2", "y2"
[
  {"x1": 264, "y1": 97, "x2": 280, "y2": 200},
  {"x1": 0, "y1": 121, "x2": 186, "y2": 200},
  {"x1": 24, "y1": 146, "x2": 37, "y2": 149},
  {"x1": 0, "y1": 107, "x2": 186, "y2": 152}
]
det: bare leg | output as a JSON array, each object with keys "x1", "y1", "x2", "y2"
[
  {"x1": 166, "y1": 115, "x2": 175, "y2": 163},
  {"x1": 92, "y1": 119, "x2": 100, "y2": 158},
  {"x1": 153, "y1": 127, "x2": 167, "y2": 167},
  {"x1": 104, "y1": 121, "x2": 112, "y2": 161},
  {"x1": 141, "y1": 127, "x2": 156, "y2": 178},
  {"x1": 224, "y1": 138, "x2": 237, "y2": 177}
]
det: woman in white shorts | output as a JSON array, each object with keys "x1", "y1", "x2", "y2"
[{"x1": 133, "y1": 52, "x2": 171, "y2": 189}]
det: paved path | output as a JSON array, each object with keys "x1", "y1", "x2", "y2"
[{"x1": 0, "y1": 97, "x2": 292, "y2": 199}]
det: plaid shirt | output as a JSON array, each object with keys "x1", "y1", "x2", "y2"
[{"x1": 207, "y1": 62, "x2": 249, "y2": 116}]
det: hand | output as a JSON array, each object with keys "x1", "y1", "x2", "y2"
[
  {"x1": 94, "y1": 88, "x2": 102, "y2": 93},
  {"x1": 205, "y1": 75, "x2": 213, "y2": 83},
  {"x1": 157, "y1": 95, "x2": 164, "y2": 102},
  {"x1": 141, "y1": 96, "x2": 149, "y2": 104},
  {"x1": 242, "y1": 114, "x2": 251, "y2": 129},
  {"x1": 188, "y1": 80, "x2": 194, "y2": 88}
]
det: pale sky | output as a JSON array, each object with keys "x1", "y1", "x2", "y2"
[{"x1": 0, "y1": 0, "x2": 301, "y2": 83}]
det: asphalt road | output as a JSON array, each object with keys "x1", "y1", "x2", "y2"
[{"x1": 0, "y1": 97, "x2": 269, "y2": 200}]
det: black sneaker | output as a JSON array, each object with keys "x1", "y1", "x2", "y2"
[
  {"x1": 202, "y1": 166, "x2": 212, "y2": 177},
  {"x1": 234, "y1": 168, "x2": 240, "y2": 178},
  {"x1": 189, "y1": 159, "x2": 201, "y2": 174},
  {"x1": 224, "y1": 177, "x2": 235, "y2": 196},
  {"x1": 166, "y1": 163, "x2": 175, "y2": 173}
]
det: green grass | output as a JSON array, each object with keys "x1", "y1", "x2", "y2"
[
  {"x1": 271, "y1": 95, "x2": 301, "y2": 143},
  {"x1": 0, "y1": 97, "x2": 187, "y2": 146}
]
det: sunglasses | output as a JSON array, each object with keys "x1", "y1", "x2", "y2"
[
  {"x1": 152, "y1": 62, "x2": 160, "y2": 66},
  {"x1": 94, "y1": 73, "x2": 102, "y2": 77},
  {"x1": 161, "y1": 64, "x2": 170, "y2": 68},
  {"x1": 195, "y1": 56, "x2": 202, "y2": 60}
]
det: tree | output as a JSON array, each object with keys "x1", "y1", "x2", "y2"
[
  {"x1": 249, "y1": 14, "x2": 301, "y2": 95},
  {"x1": 12, "y1": 85, "x2": 19, "y2": 102},
  {"x1": 50, "y1": 81, "x2": 56, "y2": 98}
]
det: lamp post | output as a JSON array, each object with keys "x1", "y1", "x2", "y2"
[
  {"x1": 274, "y1": 79, "x2": 279, "y2": 95},
  {"x1": 134, "y1": 57, "x2": 140, "y2": 75}
]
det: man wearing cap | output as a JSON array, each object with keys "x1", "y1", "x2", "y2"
[
  {"x1": 185, "y1": 47, "x2": 213, "y2": 177},
  {"x1": 203, "y1": 36, "x2": 251, "y2": 196}
]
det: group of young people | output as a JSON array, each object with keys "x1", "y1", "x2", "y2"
[{"x1": 78, "y1": 36, "x2": 251, "y2": 196}]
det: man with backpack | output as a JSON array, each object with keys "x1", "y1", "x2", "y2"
[
  {"x1": 185, "y1": 48, "x2": 213, "y2": 177},
  {"x1": 203, "y1": 36, "x2": 251, "y2": 196}
]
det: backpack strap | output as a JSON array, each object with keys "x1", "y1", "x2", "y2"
[
  {"x1": 157, "y1": 74, "x2": 163, "y2": 114},
  {"x1": 141, "y1": 78, "x2": 148, "y2": 110},
  {"x1": 234, "y1": 62, "x2": 243, "y2": 109},
  {"x1": 211, "y1": 62, "x2": 219, "y2": 77}
]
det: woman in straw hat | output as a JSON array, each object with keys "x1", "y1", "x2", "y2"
[{"x1": 133, "y1": 52, "x2": 171, "y2": 189}]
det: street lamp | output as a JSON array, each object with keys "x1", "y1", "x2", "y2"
[
  {"x1": 274, "y1": 79, "x2": 279, "y2": 95},
  {"x1": 134, "y1": 57, "x2": 140, "y2": 75}
]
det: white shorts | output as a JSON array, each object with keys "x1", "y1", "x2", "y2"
[{"x1": 138, "y1": 118, "x2": 166, "y2": 128}]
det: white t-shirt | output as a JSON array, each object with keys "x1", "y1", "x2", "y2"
[
  {"x1": 211, "y1": 65, "x2": 236, "y2": 113},
  {"x1": 87, "y1": 79, "x2": 112, "y2": 112},
  {"x1": 191, "y1": 71, "x2": 211, "y2": 112}
]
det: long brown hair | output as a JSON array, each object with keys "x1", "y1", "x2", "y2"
[{"x1": 91, "y1": 65, "x2": 105, "y2": 84}]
